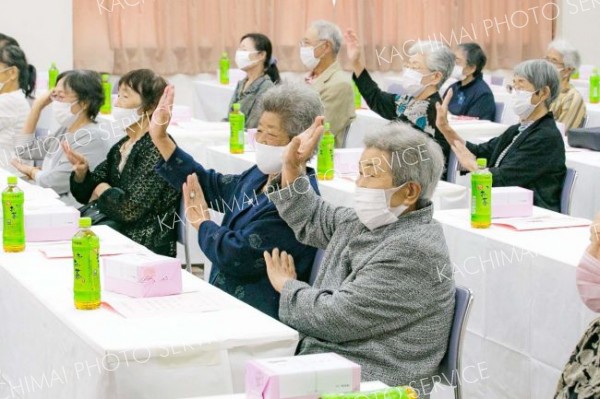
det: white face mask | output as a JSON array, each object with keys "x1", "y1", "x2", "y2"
[
  {"x1": 353, "y1": 184, "x2": 409, "y2": 231},
  {"x1": 401, "y1": 68, "x2": 430, "y2": 97},
  {"x1": 511, "y1": 90, "x2": 541, "y2": 120},
  {"x1": 112, "y1": 106, "x2": 142, "y2": 129},
  {"x1": 300, "y1": 42, "x2": 325, "y2": 70},
  {"x1": 235, "y1": 50, "x2": 259, "y2": 70},
  {"x1": 52, "y1": 100, "x2": 80, "y2": 128},
  {"x1": 255, "y1": 141, "x2": 286, "y2": 174},
  {"x1": 451, "y1": 65, "x2": 466, "y2": 81}
]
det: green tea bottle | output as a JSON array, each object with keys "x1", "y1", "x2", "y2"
[
  {"x1": 229, "y1": 103, "x2": 245, "y2": 154},
  {"x1": 590, "y1": 67, "x2": 600, "y2": 104},
  {"x1": 317, "y1": 122, "x2": 335, "y2": 180},
  {"x1": 219, "y1": 52, "x2": 230, "y2": 85},
  {"x1": 100, "y1": 73, "x2": 112, "y2": 115},
  {"x1": 321, "y1": 386, "x2": 418, "y2": 399},
  {"x1": 48, "y1": 62, "x2": 59, "y2": 89},
  {"x1": 73, "y1": 217, "x2": 101, "y2": 310},
  {"x1": 353, "y1": 82, "x2": 362, "y2": 109},
  {"x1": 471, "y1": 158, "x2": 492, "y2": 228},
  {"x1": 2, "y1": 176, "x2": 25, "y2": 252}
]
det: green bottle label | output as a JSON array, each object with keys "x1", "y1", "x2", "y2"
[
  {"x1": 48, "y1": 65, "x2": 59, "y2": 90},
  {"x1": 317, "y1": 133, "x2": 335, "y2": 179},
  {"x1": 73, "y1": 234, "x2": 101, "y2": 304},
  {"x1": 353, "y1": 82, "x2": 362, "y2": 109},
  {"x1": 220, "y1": 57, "x2": 230, "y2": 84},
  {"x1": 101, "y1": 81, "x2": 112, "y2": 113},
  {"x1": 471, "y1": 172, "x2": 492, "y2": 224},
  {"x1": 3, "y1": 191, "x2": 25, "y2": 248},
  {"x1": 229, "y1": 113, "x2": 245, "y2": 153}
]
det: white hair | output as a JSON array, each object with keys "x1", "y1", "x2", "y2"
[
  {"x1": 514, "y1": 59, "x2": 560, "y2": 107},
  {"x1": 548, "y1": 39, "x2": 581, "y2": 70},
  {"x1": 409, "y1": 41, "x2": 455, "y2": 89},
  {"x1": 310, "y1": 20, "x2": 343, "y2": 56}
]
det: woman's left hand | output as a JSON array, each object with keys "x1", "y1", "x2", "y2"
[
  {"x1": 264, "y1": 248, "x2": 297, "y2": 293},
  {"x1": 451, "y1": 140, "x2": 478, "y2": 172},
  {"x1": 182, "y1": 173, "x2": 210, "y2": 231},
  {"x1": 10, "y1": 159, "x2": 38, "y2": 180}
]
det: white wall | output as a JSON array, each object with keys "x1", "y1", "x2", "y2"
[
  {"x1": 0, "y1": 0, "x2": 73, "y2": 87},
  {"x1": 557, "y1": 0, "x2": 600, "y2": 67}
]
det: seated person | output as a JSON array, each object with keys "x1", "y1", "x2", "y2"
[
  {"x1": 149, "y1": 83, "x2": 322, "y2": 319},
  {"x1": 546, "y1": 39, "x2": 586, "y2": 130},
  {"x1": 346, "y1": 29, "x2": 455, "y2": 162},
  {"x1": 0, "y1": 45, "x2": 35, "y2": 173},
  {"x1": 11, "y1": 70, "x2": 107, "y2": 206},
  {"x1": 66, "y1": 69, "x2": 179, "y2": 257},
  {"x1": 226, "y1": 33, "x2": 278, "y2": 129},
  {"x1": 0, "y1": 33, "x2": 19, "y2": 48},
  {"x1": 445, "y1": 43, "x2": 496, "y2": 121},
  {"x1": 555, "y1": 213, "x2": 600, "y2": 397},
  {"x1": 436, "y1": 59, "x2": 566, "y2": 212},
  {"x1": 264, "y1": 122, "x2": 455, "y2": 397},
  {"x1": 301, "y1": 20, "x2": 355, "y2": 147}
]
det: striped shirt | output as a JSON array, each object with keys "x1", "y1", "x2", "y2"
[
  {"x1": 550, "y1": 84, "x2": 586, "y2": 130},
  {"x1": 0, "y1": 90, "x2": 31, "y2": 173}
]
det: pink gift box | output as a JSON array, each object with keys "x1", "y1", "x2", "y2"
[
  {"x1": 491, "y1": 187, "x2": 533, "y2": 218},
  {"x1": 103, "y1": 253, "x2": 182, "y2": 298},
  {"x1": 246, "y1": 353, "x2": 361, "y2": 399},
  {"x1": 24, "y1": 206, "x2": 79, "y2": 242}
]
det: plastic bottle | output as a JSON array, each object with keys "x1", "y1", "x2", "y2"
[
  {"x1": 48, "y1": 62, "x2": 59, "y2": 89},
  {"x1": 471, "y1": 158, "x2": 492, "y2": 228},
  {"x1": 73, "y1": 217, "x2": 101, "y2": 310},
  {"x1": 589, "y1": 67, "x2": 600, "y2": 104},
  {"x1": 317, "y1": 122, "x2": 335, "y2": 180},
  {"x1": 2, "y1": 176, "x2": 25, "y2": 252},
  {"x1": 219, "y1": 52, "x2": 230, "y2": 85},
  {"x1": 229, "y1": 103, "x2": 245, "y2": 154},
  {"x1": 321, "y1": 386, "x2": 418, "y2": 399},
  {"x1": 100, "y1": 73, "x2": 112, "y2": 114},
  {"x1": 353, "y1": 82, "x2": 362, "y2": 109}
]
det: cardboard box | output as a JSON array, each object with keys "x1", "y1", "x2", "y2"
[
  {"x1": 103, "y1": 253, "x2": 182, "y2": 298},
  {"x1": 492, "y1": 187, "x2": 533, "y2": 218},
  {"x1": 24, "y1": 206, "x2": 79, "y2": 242},
  {"x1": 246, "y1": 353, "x2": 361, "y2": 399}
]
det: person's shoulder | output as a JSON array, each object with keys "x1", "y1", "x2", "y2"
[{"x1": 0, "y1": 90, "x2": 28, "y2": 108}]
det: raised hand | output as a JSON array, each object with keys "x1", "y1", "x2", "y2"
[
  {"x1": 435, "y1": 88, "x2": 453, "y2": 133},
  {"x1": 264, "y1": 248, "x2": 297, "y2": 293},
  {"x1": 149, "y1": 85, "x2": 177, "y2": 160},
  {"x1": 182, "y1": 173, "x2": 210, "y2": 231},
  {"x1": 344, "y1": 29, "x2": 361, "y2": 63},
  {"x1": 61, "y1": 140, "x2": 89, "y2": 181},
  {"x1": 281, "y1": 116, "x2": 324, "y2": 187}
]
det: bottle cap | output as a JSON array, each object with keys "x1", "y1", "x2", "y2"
[
  {"x1": 232, "y1": 103, "x2": 241, "y2": 111},
  {"x1": 324, "y1": 122, "x2": 331, "y2": 131},
  {"x1": 7, "y1": 176, "x2": 17, "y2": 185},
  {"x1": 101, "y1": 73, "x2": 109, "y2": 81},
  {"x1": 79, "y1": 217, "x2": 92, "y2": 228},
  {"x1": 222, "y1": 52, "x2": 228, "y2": 57},
  {"x1": 476, "y1": 158, "x2": 487, "y2": 168}
]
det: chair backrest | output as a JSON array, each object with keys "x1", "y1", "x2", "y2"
[
  {"x1": 387, "y1": 83, "x2": 404, "y2": 96},
  {"x1": 438, "y1": 286, "x2": 474, "y2": 396},
  {"x1": 560, "y1": 168, "x2": 578, "y2": 215},
  {"x1": 490, "y1": 75, "x2": 504, "y2": 86},
  {"x1": 445, "y1": 151, "x2": 459, "y2": 183},
  {"x1": 493, "y1": 102, "x2": 505, "y2": 123},
  {"x1": 309, "y1": 249, "x2": 326, "y2": 285}
]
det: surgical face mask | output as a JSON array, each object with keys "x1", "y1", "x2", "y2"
[
  {"x1": 353, "y1": 183, "x2": 409, "y2": 231},
  {"x1": 52, "y1": 100, "x2": 80, "y2": 128},
  {"x1": 255, "y1": 141, "x2": 286, "y2": 174},
  {"x1": 576, "y1": 252, "x2": 600, "y2": 312},
  {"x1": 451, "y1": 65, "x2": 466, "y2": 81},
  {"x1": 510, "y1": 90, "x2": 540, "y2": 120},
  {"x1": 401, "y1": 68, "x2": 430, "y2": 97},
  {"x1": 112, "y1": 106, "x2": 142, "y2": 129},
  {"x1": 300, "y1": 42, "x2": 325, "y2": 70},
  {"x1": 235, "y1": 50, "x2": 259, "y2": 70}
]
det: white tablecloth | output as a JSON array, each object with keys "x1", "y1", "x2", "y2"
[
  {"x1": 433, "y1": 208, "x2": 597, "y2": 399},
  {"x1": 168, "y1": 119, "x2": 231, "y2": 165},
  {"x1": 0, "y1": 224, "x2": 298, "y2": 399},
  {"x1": 193, "y1": 80, "x2": 236, "y2": 121}
]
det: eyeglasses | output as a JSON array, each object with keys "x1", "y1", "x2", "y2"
[
  {"x1": 299, "y1": 40, "x2": 325, "y2": 48},
  {"x1": 505, "y1": 84, "x2": 538, "y2": 95}
]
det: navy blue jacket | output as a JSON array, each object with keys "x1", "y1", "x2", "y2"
[{"x1": 444, "y1": 74, "x2": 496, "y2": 121}]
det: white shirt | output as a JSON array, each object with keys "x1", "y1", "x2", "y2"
[{"x1": 0, "y1": 90, "x2": 30, "y2": 173}]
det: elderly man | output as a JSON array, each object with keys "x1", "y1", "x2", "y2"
[
  {"x1": 263, "y1": 120, "x2": 455, "y2": 397},
  {"x1": 301, "y1": 20, "x2": 355, "y2": 147},
  {"x1": 546, "y1": 39, "x2": 587, "y2": 130}
]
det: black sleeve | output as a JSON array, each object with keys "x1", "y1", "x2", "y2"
[{"x1": 352, "y1": 69, "x2": 398, "y2": 120}]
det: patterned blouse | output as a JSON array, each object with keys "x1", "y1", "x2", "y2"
[
  {"x1": 70, "y1": 133, "x2": 180, "y2": 257},
  {"x1": 550, "y1": 84, "x2": 587, "y2": 131}
]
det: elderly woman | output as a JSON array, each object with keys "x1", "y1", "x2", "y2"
[
  {"x1": 65, "y1": 69, "x2": 180, "y2": 257},
  {"x1": 555, "y1": 214, "x2": 600, "y2": 397},
  {"x1": 263, "y1": 122, "x2": 455, "y2": 397},
  {"x1": 11, "y1": 70, "x2": 107, "y2": 206},
  {"x1": 436, "y1": 59, "x2": 566, "y2": 212},
  {"x1": 149, "y1": 83, "x2": 321, "y2": 319},
  {"x1": 345, "y1": 29, "x2": 455, "y2": 162},
  {"x1": 226, "y1": 33, "x2": 278, "y2": 129},
  {"x1": 445, "y1": 42, "x2": 496, "y2": 121},
  {"x1": 546, "y1": 39, "x2": 587, "y2": 130}
]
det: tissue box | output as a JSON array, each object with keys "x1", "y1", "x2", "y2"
[
  {"x1": 24, "y1": 206, "x2": 79, "y2": 242},
  {"x1": 103, "y1": 253, "x2": 182, "y2": 298},
  {"x1": 492, "y1": 187, "x2": 533, "y2": 218},
  {"x1": 246, "y1": 353, "x2": 361, "y2": 399}
]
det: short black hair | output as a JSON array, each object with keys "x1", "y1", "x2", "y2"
[
  {"x1": 0, "y1": 33, "x2": 19, "y2": 49},
  {"x1": 0, "y1": 45, "x2": 36, "y2": 98},
  {"x1": 118, "y1": 69, "x2": 168, "y2": 114},
  {"x1": 457, "y1": 43, "x2": 487, "y2": 76},
  {"x1": 56, "y1": 70, "x2": 104, "y2": 122},
  {"x1": 240, "y1": 33, "x2": 280, "y2": 84}
]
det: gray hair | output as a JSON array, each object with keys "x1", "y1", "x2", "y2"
[
  {"x1": 548, "y1": 39, "x2": 581, "y2": 70},
  {"x1": 259, "y1": 83, "x2": 324, "y2": 138},
  {"x1": 513, "y1": 59, "x2": 560, "y2": 107},
  {"x1": 363, "y1": 122, "x2": 444, "y2": 205},
  {"x1": 311, "y1": 20, "x2": 343, "y2": 56},
  {"x1": 409, "y1": 41, "x2": 455, "y2": 89}
]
